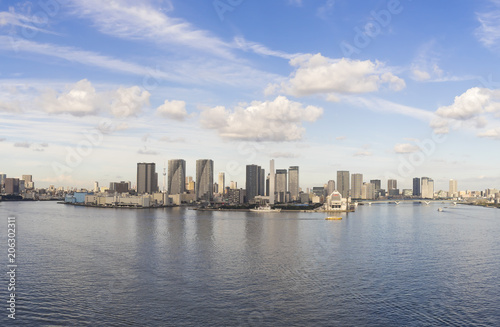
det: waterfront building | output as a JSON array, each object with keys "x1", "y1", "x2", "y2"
[
  {"x1": 109, "y1": 181, "x2": 130, "y2": 194},
  {"x1": 370, "y1": 179, "x2": 381, "y2": 192},
  {"x1": 137, "y1": 163, "x2": 158, "y2": 194},
  {"x1": 337, "y1": 170, "x2": 350, "y2": 199},
  {"x1": 276, "y1": 169, "x2": 288, "y2": 203},
  {"x1": 351, "y1": 173, "x2": 363, "y2": 199},
  {"x1": 196, "y1": 159, "x2": 214, "y2": 201},
  {"x1": 327, "y1": 180, "x2": 336, "y2": 195},
  {"x1": 168, "y1": 159, "x2": 186, "y2": 195},
  {"x1": 218, "y1": 172, "x2": 225, "y2": 195},
  {"x1": 289, "y1": 166, "x2": 299, "y2": 201},
  {"x1": 269, "y1": 159, "x2": 275, "y2": 205},
  {"x1": 421, "y1": 177, "x2": 434, "y2": 199},
  {"x1": 413, "y1": 177, "x2": 421, "y2": 197},
  {"x1": 246, "y1": 164, "x2": 261, "y2": 202},
  {"x1": 449, "y1": 179, "x2": 458, "y2": 198},
  {"x1": 4, "y1": 178, "x2": 19, "y2": 194},
  {"x1": 388, "y1": 179, "x2": 397, "y2": 192},
  {"x1": 22, "y1": 175, "x2": 34, "y2": 189},
  {"x1": 361, "y1": 182, "x2": 374, "y2": 200}
]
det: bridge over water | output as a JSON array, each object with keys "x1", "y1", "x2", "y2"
[{"x1": 356, "y1": 199, "x2": 458, "y2": 205}]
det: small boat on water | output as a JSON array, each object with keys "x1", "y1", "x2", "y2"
[
  {"x1": 437, "y1": 208, "x2": 443, "y2": 212},
  {"x1": 325, "y1": 217, "x2": 342, "y2": 220},
  {"x1": 250, "y1": 205, "x2": 281, "y2": 212}
]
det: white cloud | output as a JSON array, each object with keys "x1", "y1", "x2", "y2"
[
  {"x1": 435, "y1": 87, "x2": 500, "y2": 120},
  {"x1": 317, "y1": 0, "x2": 335, "y2": 20},
  {"x1": 478, "y1": 127, "x2": 500, "y2": 139},
  {"x1": 394, "y1": 143, "x2": 420, "y2": 154},
  {"x1": 109, "y1": 86, "x2": 150, "y2": 118},
  {"x1": 270, "y1": 152, "x2": 300, "y2": 158},
  {"x1": 411, "y1": 69, "x2": 431, "y2": 81},
  {"x1": 137, "y1": 147, "x2": 159, "y2": 155},
  {"x1": 353, "y1": 151, "x2": 372, "y2": 157},
  {"x1": 476, "y1": 1, "x2": 500, "y2": 50},
  {"x1": 68, "y1": 0, "x2": 234, "y2": 59},
  {"x1": 14, "y1": 142, "x2": 31, "y2": 148},
  {"x1": 156, "y1": 100, "x2": 188, "y2": 121},
  {"x1": 336, "y1": 136, "x2": 346, "y2": 141},
  {"x1": 200, "y1": 96, "x2": 323, "y2": 141},
  {"x1": 233, "y1": 37, "x2": 300, "y2": 60},
  {"x1": 0, "y1": 10, "x2": 60, "y2": 35},
  {"x1": 267, "y1": 54, "x2": 405, "y2": 98},
  {"x1": 38, "y1": 79, "x2": 150, "y2": 117}
]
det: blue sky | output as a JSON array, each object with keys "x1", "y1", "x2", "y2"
[{"x1": 1, "y1": 0, "x2": 500, "y2": 192}]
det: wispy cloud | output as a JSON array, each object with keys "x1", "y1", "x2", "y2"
[
  {"x1": 476, "y1": 0, "x2": 500, "y2": 50},
  {"x1": 0, "y1": 10, "x2": 61, "y2": 36}
]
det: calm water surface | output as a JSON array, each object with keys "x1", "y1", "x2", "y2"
[{"x1": 0, "y1": 201, "x2": 499, "y2": 326}]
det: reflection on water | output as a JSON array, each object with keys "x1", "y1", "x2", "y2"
[{"x1": 0, "y1": 201, "x2": 499, "y2": 326}]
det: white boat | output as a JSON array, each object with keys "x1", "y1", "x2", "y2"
[
  {"x1": 437, "y1": 207, "x2": 443, "y2": 212},
  {"x1": 250, "y1": 205, "x2": 281, "y2": 212}
]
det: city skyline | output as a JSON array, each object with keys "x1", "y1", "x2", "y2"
[{"x1": 2, "y1": 1, "x2": 500, "y2": 190}]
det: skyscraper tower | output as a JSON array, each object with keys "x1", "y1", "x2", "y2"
[
  {"x1": 168, "y1": 159, "x2": 186, "y2": 195},
  {"x1": 246, "y1": 164, "x2": 261, "y2": 202},
  {"x1": 351, "y1": 173, "x2": 363, "y2": 199},
  {"x1": 218, "y1": 172, "x2": 225, "y2": 195},
  {"x1": 137, "y1": 163, "x2": 158, "y2": 194},
  {"x1": 421, "y1": 177, "x2": 434, "y2": 199},
  {"x1": 387, "y1": 179, "x2": 397, "y2": 191},
  {"x1": 413, "y1": 177, "x2": 421, "y2": 196},
  {"x1": 288, "y1": 166, "x2": 299, "y2": 201},
  {"x1": 327, "y1": 180, "x2": 336, "y2": 195},
  {"x1": 269, "y1": 159, "x2": 275, "y2": 205},
  {"x1": 449, "y1": 179, "x2": 458, "y2": 198},
  {"x1": 196, "y1": 159, "x2": 214, "y2": 201},
  {"x1": 337, "y1": 170, "x2": 350, "y2": 199},
  {"x1": 276, "y1": 169, "x2": 288, "y2": 203}
]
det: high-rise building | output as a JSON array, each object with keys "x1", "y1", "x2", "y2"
[
  {"x1": 230, "y1": 181, "x2": 237, "y2": 189},
  {"x1": 276, "y1": 169, "x2": 288, "y2": 203},
  {"x1": 246, "y1": 164, "x2": 261, "y2": 202},
  {"x1": 351, "y1": 173, "x2": 363, "y2": 199},
  {"x1": 361, "y1": 182, "x2": 374, "y2": 200},
  {"x1": 449, "y1": 179, "x2": 458, "y2": 198},
  {"x1": 269, "y1": 160, "x2": 275, "y2": 205},
  {"x1": 4, "y1": 178, "x2": 20, "y2": 194},
  {"x1": 413, "y1": 177, "x2": 421, "y2": 196},
  {"x1": 168, "y1": 159, "x2": 186, "y2": 195},
  {"x1": 387, "y1": 179, "x2": 397, "y2": 191},
  {"x1": 137, "y1": 163, "x2": 158, "y2": 194},
  {"x1": 370, "y1": 179, "x2": 381, "y2": 191},
  {"x1": 94, "y1": 181, "x2": 99, "y2": 193},
  {"x1": 337, "y1": 171, "x2": 350, "y2": 198},
  {"x1": 196, "y1": 159, "x2": 214, "y2": 201},
  {"x1": 218, "y1": 172, "x2": 225, "y2": 195},
  {"x1": 109, "y1": 181, "x2": 130, "y2": 193},
  {"x1": 22, "y1": 175, "x2": 34, "y2": 189},
  {"x1": 289, "y1": 166, "x2": 299, "y2": 201},
  {"x1": 421, "y1": 177, "x2": 434, "y2": 199},
  {"x1": 259, "y1": 167, "x2": 266, "y2": 196},
  {"x1": 327, "y1": 180, "x2": 335, "y2": 196},
  {"x1": 0, "y1": 173, "x2": 6, "y2": 192}
]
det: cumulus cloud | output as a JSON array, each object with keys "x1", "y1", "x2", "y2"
[
  {"x1": 200, "y1": 96, "x2": 323, "y2": 141},
  {"x1": 266, "y1": 54, "x2": 405, "y2": 98},
  {"x1": 478, "y1": 127, "x2": 500, "y2": 139},
  {"x1": 435, "y1": 87, "x2": 500, "y2": 120},
  {"x1": 156, "y1": 100, "x2": 188, "y2": 121},
  {"x1": 38, "y1": 79, "x2": 150, "y2": 117},
  {"x1": 394, "y1": 143, "x2": 420, "y2": 154},
  {"x1": 160, "y1": 136, "x2": 186, "y2": 143},
  {"x1": 431, "y1": 87, "x2": 500, "y2": 134}
]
